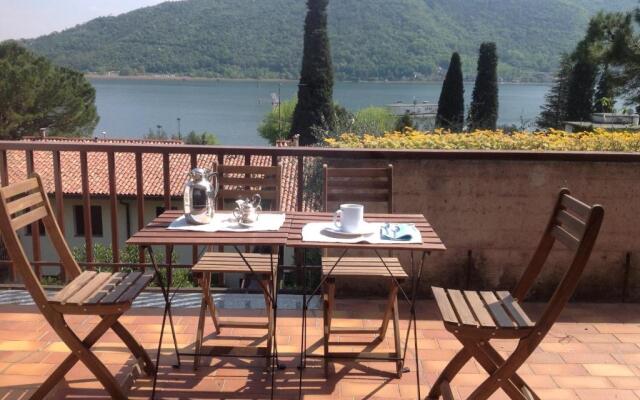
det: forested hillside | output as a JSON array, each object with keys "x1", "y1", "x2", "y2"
[{"x1": 23, "y1": 0, "x2": 636, "y2": 82}]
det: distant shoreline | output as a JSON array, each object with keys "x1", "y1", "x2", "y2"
[{"x1": 85, "y1": 73, "x2": 551, "y2": 85}]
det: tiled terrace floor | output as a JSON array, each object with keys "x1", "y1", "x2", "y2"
[{"x1": 0, "y1": 300, "x2": 638, "y2": 399}]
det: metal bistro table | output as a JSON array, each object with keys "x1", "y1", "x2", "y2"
[
  {"x1": 286, "y1": 212, "x2": 446, "y2": 399},
  {"x1": 126, "y1": 210, "x2": 291, "y2": 399}
]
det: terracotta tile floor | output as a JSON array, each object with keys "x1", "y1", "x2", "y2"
[{"x1": 0, "y1": 300, "x2": 638, "y2": 399}]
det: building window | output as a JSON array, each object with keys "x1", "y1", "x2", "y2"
[
  {"x1": 25, "y1": 220, "x2": 45, "y2": 236},
  {"x1": 73, "y1": 205, "x2": 103, "y2": 237}
]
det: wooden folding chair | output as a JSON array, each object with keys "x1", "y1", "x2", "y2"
[
  {"x1": 191, "y1": 164, "x2": 281, "y2": 369},
  {"x1": 321, "y1": 164, "x2": 408, "y2": 377},
  {"x1": 427, "y1": 188, "x2": 604, "y2": 400},
  {"x1": 0, "y1": 174, "x2": 155, "y2": 400}
]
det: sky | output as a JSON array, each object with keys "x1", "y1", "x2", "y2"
[{"x1": 0, "y1": 0, "x2": 168, "y2": 41}]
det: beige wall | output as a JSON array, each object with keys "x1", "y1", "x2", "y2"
[
  {"x1": 18, "y1": 197, "x2": 198, "y2": 275},
  {"x1": 14, "y1": 157, "x2": 640, "y2": 301},
  {"x1": 323, "y1": 158, "x2": 640, "y2": 302}
]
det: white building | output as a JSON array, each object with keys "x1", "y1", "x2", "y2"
[
  {"x1": 6, "y1": 137, "x2": 298, "y2": 285},
  {"x1": 387, "y1": 101, "x2": 438, "y2": 130}
]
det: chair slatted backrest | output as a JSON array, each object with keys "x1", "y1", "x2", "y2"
[
  {"x1": 217, "y1": 165, "x2": 282, "y2": 212},
  {"x1": 512, "y1": 188, "x2": 604, "y2": 335},
  {"x1": 0, "y1": 174, "x2": 82, "y2": 307},
  {"x1": 323, "y1": 164, "x2": 394, "y2": 213}
]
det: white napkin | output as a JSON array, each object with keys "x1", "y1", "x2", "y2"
[
  {"x1": 301, "y1": 222, "x2": 422, "y2": 244},
  {"x1": 167, "y1": 212, "x2": 286, "y2": 232}
]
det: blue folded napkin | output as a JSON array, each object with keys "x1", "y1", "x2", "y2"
[{"x1": 380, "y1": 223, "x2": 415, "y2": 241}]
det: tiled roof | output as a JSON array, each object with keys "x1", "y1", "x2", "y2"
[{"x1": 6, "y1": 137, "x2": 299, "y2": 212}]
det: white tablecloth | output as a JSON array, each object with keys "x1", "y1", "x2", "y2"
[
  {"x1": 167, "y1": 212, "x2": 286, "y2": 232},
  {"x1": 301, "y1": 222, "x2": 422, "y2": 244}
]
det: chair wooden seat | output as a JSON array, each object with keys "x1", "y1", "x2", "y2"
[
  {"x1": 432, "y1": 287, "x2": 534, "y2": 338},
  {"x1": 193, "y1": 164, "x2": 281, "y2": 370},
  {"x1": 193, "y1": 252, "x2": 273, "y2": 275},
  {"x1": 48, "y1": 270, "x2": 155, "y2": 314},
  {"x1": 0, "y1": 174, "x2": 155, "y2": 400},
  {"x1": 322, "y1": 257, "x2": 407, "y2": 279},
  {"x1": 427, "y1": 189, "x2": 604, "y2": 400},
  {"x1": 320, "y1": 164, "x2": 407, "y2": 378}
]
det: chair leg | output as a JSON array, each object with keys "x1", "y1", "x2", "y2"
[
  {"x1": 391, "y1": 295, "x2": 402, "y2": 378},
  {"x1": 110, "y1": 320, "x2": 155, "y2": 376},
  {"x1": 261, "y1": 277, "x2": 274, "y2": 368},
  {"x1": 32, "y1": 313, "x2": 120, "y2": 400},
  {"x1": 379, "y1": 279, "x2": 399, "y2": 340},
  {"x1": 460, "y1": 338, "x2": 534, "y2": 400},
  {"x1": 202, "y1": 272, "x2": 220, "y2": 333},
  {"x1": 426, "y1": 348, "x2": 472, "y2": 399},
  {"x1": 325, "y1": 278, "x2": 335, "y2": 332},
  {"x1": 39, "y1": 313, "x2": 128, "y2": 400},
  {"x1": 478, "y1": 342, "x2": 540, "y2": 400},
  {"x1": 322, "y1": 289, "x2": 330, "y2": 378},
  {"x1": 194, "y1": 275, "x2": 208, "y2": 370}
]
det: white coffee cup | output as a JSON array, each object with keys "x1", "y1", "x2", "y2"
[{"x1": 333, "y1": 204, "x2": 364, "y2": 233}]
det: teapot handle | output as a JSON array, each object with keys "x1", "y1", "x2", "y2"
[{"x1": 252, "y1": 193, "x2": 261, "y2": 207}]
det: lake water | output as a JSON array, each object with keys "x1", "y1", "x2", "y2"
[{"x1": 90, "y1": 78, "x2": 550, "y2": 146}]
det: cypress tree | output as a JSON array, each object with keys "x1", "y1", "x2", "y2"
[
  {"x1": 566, "y1": 49, "x2": 597, "y2": 122},
  {"x1": 290, "y1": 0, "x2": 334, "y2": 146},
  {"x1": 468, "y1": 42, "x2": 499, "y2": 131},
  {"x1": 537, "y1": 55, "x2": 573, "y2": 129},
  {"x1": 436, "y1": 52, "x2": 464, "y2": 131}
]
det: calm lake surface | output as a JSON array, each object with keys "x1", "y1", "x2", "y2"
[{"x1": 90, "y1": 78, "x2": 550, "y2": 146}]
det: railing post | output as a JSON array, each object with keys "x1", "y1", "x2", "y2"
[
  {"x1": 296, "y1": 155, "x2": 304, "y2": 212},
  {"x1": 52, "y1": 150, "x2": 65, "y2": 281},
  {"x1": 108, "y1": 152, "x2": 120, "y2": 269},
  {"x1": 135, "y1": 152, "x2": 144, "y2": 263},
  {"x1": 0, "y1": 150, "x2": 8, "y2": 186},
  {"x1": 295, "y1": 154, "x2": 304, "y2": 287},
  {"x1": 0, "y1": 150, "x2": 14, "y2": 281},
  {"x1": 80, "y1": 151, "x2": 93, "y2": 265},
  {"x1": 190, "y1": 153, "x2": 198, "y2": 265},
  {"x1": 25, "y1": 150, "x2": 42, "y2": 278},
  {"x1": 162, "y1": 153, "x2": 171, "y2": 264}
]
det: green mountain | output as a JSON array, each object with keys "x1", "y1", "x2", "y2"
[{"x1": 23, "y1": 0, "x2": 636, "y2": 82}]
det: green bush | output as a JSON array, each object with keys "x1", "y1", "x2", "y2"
[{"x1": 258, "y1": 98, "x2": 297, "y2": 144}]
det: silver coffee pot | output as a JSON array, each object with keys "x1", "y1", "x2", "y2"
[
  {"x1": 183, "y1": 167, "x2": 218, "y2": 224},
  {"x1": 233, "y1": 194, "x2": 262, "y2": 224}
]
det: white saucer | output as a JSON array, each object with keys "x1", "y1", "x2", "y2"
[
  {"x1": 321, "y1": 223, "x2": 376, "y2": 237},
  {"x1": 238, "y1": 220, "x2": 259, "y2": 228}
]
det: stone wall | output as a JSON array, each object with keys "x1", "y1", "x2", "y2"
[{"x1": 322, "y1": 157, "x2": 640, "y2": 302}]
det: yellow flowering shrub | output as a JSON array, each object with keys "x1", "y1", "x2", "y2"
[{"x1": 324, "y1": 128, "x2": 640, "y2": 152}]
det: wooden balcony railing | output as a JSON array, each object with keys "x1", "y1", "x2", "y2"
[{"x1": 0, "y1": 139, "x2": 637, "y2": 286}]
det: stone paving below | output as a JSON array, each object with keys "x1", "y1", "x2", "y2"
[{"x1": 0, "y1": 300, "x2": 637, "y2": 399}]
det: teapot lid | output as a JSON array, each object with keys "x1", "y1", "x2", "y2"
[{"x1": 191, "y1": 167, "x2": 212, "y2": 180}]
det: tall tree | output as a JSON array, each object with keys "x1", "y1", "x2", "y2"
[
  {"x1": 0, "y1": 41, "x2": 98, "y2": 139},
  {"x1": 537, "y1": 55, "x2": 573, "y2": 129},
  {"x1": 290, "y1": 0, "x2": 334, "y2": 146},
  {"x1": 593, "y1": 64, "x2": 616, "y2": 113},
  {"x1": 436, "y1": 52, "x2": 464, "y2": 131},
  {"x1": 566, "y1": 44, "x2": 597, "y2": 121},
  {"x1": 468, "y1": 42, "x2": 499, "y2": 131}
]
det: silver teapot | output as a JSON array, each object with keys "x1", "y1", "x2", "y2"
[
  {"x1": 233, "y1": 194, "x2": 262, "y2": 224},
  {"x1": 183, "y1": 167, "x2": 218, "y2": 224}
]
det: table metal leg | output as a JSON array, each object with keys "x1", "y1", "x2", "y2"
[
  {"x1": 231, "y1": 246, "x2": 283, "y2": 400},
  {"x1": 297, "y1": 248, "x2": 349, "y2": 399},
  {"x1": 297, "y1": 247, "x2": 307, "y2": 400},
  {"x1": 147, "y1": 245, "x2": 181, "y2": 399},
  {"x1": 410, "y1": 252, "x2": 427, "y2": 399},
  {"x1": 374, "y1": 249, "x2": 427, "y2": 400}
]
